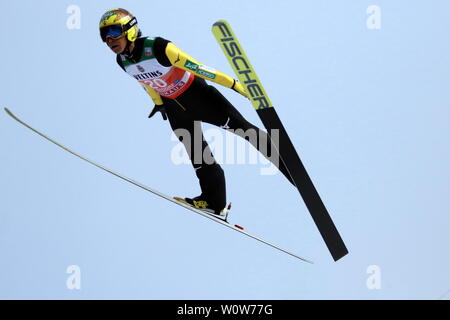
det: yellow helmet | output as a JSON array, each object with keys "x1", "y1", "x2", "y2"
[{"x1": 99, "y1": 8, "x2": 140, "y2": 42}]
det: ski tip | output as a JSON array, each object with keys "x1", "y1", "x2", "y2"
[
  {"x1": 212, "y1": 20, "x2": 228, "y2": 28},
  {"x1": 4, "y1": 107, "x2": 17, "y2": 120}
]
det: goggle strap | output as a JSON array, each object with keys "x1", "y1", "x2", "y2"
[{"x1": 123, "y1": 17, "x2": 137, "y2": 32}]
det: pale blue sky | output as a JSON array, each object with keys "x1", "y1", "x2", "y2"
[{"x1": 1, "y1": 0, "x2": 449, "y2": 299}]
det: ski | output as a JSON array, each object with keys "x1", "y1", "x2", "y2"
[
  {"x1": 4, "y1": 107, "x2": 313, "y2": 264},
  {"x1": 212, "y1": 20, "x2": 348, "y2": 261}
]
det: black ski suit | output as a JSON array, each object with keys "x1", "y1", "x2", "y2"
[{"x1": 117, "y1": 37, "x2": 294, "y2": 211}]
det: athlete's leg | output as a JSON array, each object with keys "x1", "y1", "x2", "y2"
[
  {"x1": 193, "y1": 85, "x2": 295, "y2": 186},
  {"x1": 164, "y1": 99, "x2": 226, "y2": 211}
]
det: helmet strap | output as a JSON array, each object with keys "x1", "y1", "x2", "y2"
[{"x1": 122, "y1": 39, "x2": 134, "y2": 57}]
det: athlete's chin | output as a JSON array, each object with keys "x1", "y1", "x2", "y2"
[{"x1": 109, "y1": 46, "x2": 123, "y2": 54}]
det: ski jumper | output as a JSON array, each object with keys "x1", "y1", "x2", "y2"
[{"x1": 116, "y1": 37, "x2": 294, "y2": 211}]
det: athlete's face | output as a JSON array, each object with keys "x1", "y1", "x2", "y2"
[{"x1": 106, "y1": 35, "x2": 127, "y2": 54}]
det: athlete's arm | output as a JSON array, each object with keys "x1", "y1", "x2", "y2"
[
  {"x1": 166, "y1": 42, "x2": 248, "y2": 97},
  {"x1": 154, "y1": 38, "x2": 248, "y2": 98},
  {"x1": 142, "y1": 83, "x2": 164, "y2": 105}
]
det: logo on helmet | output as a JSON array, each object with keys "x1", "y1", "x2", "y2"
[
  {"x1": 100, "y1": 8, "x2": 132, "y2": 25},
  {"x1": 100, "y1": 11, "x2": 116, "y2": 24}
]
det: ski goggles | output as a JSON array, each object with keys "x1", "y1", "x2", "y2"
[
  {"x1": 100, "y1": 17, "x2": 137, "y2": 42},
  {"x1": 100, "y1": 24, "x2": 126, "y2": 42}
]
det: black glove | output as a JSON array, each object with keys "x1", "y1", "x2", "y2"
[{"x1": 148, "y1": 104, "x2": 167, "y2": 120}]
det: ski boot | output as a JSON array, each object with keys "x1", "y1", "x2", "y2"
[{"x1": 174, "y1": 195, "x2": 231, "y2": 220}]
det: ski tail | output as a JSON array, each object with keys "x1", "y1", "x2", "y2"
[
  {"x1": 212, "y1": 21, "x2": 348, "y2": 261},
  {"x1": 258, "y1": 107, "x2": 348, "y2": 261}
]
